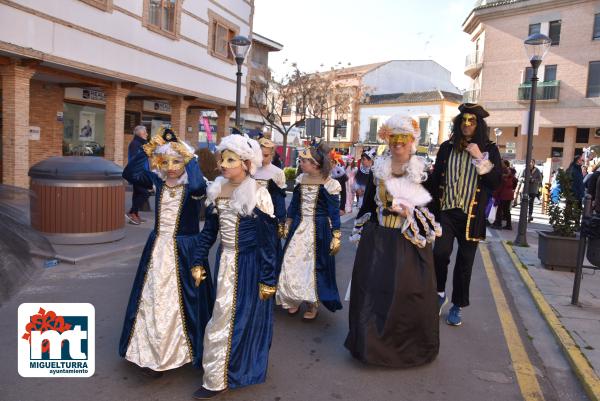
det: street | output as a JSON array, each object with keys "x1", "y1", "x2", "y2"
[{"x1": 0, "y1": 212, "x2": 589, "y2": 401}]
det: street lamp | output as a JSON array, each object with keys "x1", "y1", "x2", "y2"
[
  {"x1": 229, "y1": 35, "x2": 252, "y2": 132},
  {"x1": 514, "y1": 33, "x2": 551, "y2": 247}
]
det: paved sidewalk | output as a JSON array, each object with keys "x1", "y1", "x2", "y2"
[{"x1": 487, "y1": 202, "x2": 600, "y2": 399}]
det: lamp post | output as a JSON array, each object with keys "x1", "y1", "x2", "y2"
[
  {"x1": 514, "y1": 33, "x2": 551, "y2": 247},
  {"x1": 229, "y1": 35, "x2": 252, "y2": 133}
]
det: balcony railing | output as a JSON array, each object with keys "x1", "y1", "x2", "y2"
[
  {"x1": 518, "y1": 80, "x2": 560, "y2": 101},
  {"x1": 464, "y1": 52, "x2": 483, "y2": 77},
  {"x1": 463, "y1": 89, "x2": 480, "y2": 104}
]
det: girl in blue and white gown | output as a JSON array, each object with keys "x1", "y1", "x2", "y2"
[
  {"x1": 192, "y1": 134, "x2": 278, "y2": 400},
  {"x1": 276, "y1": 142, "x2": 342, "y2": 320}
]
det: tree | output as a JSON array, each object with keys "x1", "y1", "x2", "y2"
[{"x1": 252, "y1": 62, "x2": 363, "y2": 166}]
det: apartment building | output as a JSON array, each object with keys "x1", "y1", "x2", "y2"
[{"x1": 463, "y1": 0, "x2": 600, "y2": 168}]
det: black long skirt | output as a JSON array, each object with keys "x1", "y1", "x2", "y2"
[{"x1": 344, "y1": 222, "x2": 439, "y2": 368}]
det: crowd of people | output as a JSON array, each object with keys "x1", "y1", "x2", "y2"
[{"x1": 118, "y1": 102, "x2": 597, "y2": 399}]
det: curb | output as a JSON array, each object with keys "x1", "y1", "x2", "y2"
[
  {"x1": 501, "y1": 241, "x2": 600, "y2": 401},
  {"x1": 31, "y1": 240, "x2": 146, "y2": 265}
]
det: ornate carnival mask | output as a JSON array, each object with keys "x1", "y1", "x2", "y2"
[
  {"x1": 157, "y1": 154, "x2": 186, "y2": 177},
  {"x1": 220, "y1": 149, "x2": 243, "y2": 169},
  {"x1": 462, "y1": 113, "x2": 477, "y2": 128},
  {"x1": 388, "y1": 133, "x2": 414, "y2": 146}
]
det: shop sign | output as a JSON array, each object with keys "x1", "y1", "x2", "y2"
[
  {"x1": 64, "y1": 88, "x2": 106, "y2": 104},
  {"x1": 143, "y1": 100, "x2": 171, "y2": 114}
]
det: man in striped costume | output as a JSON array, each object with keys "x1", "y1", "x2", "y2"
[{"x1": 426, "y1": 103, "x2": 502, "y2": 326}]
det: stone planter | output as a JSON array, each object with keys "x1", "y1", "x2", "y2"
[{"x1": 538, "y1": 230, "x2": 579, "y2": 271}]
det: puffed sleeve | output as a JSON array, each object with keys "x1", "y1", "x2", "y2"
[
  {"x1": 122, "y1": 149, "x2": 158, "y2": 188},
  {"x1": 256, "y1": 186, "x2": 275, "y2": 217},
  {"x1": 273, "y1": 168, "x2": 287, "y2": 189},
  {"x1": 324, "y1": 178, "x2": 341, "y2": 231}
]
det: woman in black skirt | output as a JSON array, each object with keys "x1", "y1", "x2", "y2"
[{"x1": 345, "y1": 115, "x2": 441, "y2": 368}]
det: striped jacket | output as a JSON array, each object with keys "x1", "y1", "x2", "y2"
[{"x1": 426, "y1": 139, "x2": 502, "y2": 241}]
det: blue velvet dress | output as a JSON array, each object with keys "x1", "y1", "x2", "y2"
[
  {"x1": 118, "y1": 150, "x2": 214, "y2": 370},
  {"x1": 195, "y1": 179, "x2": 277, "y2": 391},
  {"x1": 276, "y1": 175, "x2": 343, "y2": 312}
]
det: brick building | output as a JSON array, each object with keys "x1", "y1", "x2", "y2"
[
  {"x1": 463, "y1": 0, "x2": 600, "y2": 168},
  {"x1": 0, "y1": 0, "x2": 280, "y2": 187}
]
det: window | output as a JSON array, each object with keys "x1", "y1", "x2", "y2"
[
  {"x1": 281, "y1": 100, "x2": 290, "y2": 116},
  {"x1": 523, "y1": 67, "x2": 534, "y2": 83},
  {"x1": 368, "y1": 119, "x2": 378, "y2": 142},
  {"x1": 79, "y1": 0, "x2": 112, "y2": 11},
  {"x1": 62, "y1": 103, "x2": 105, "y2": 157},
  {"x1": 587, "y1": 61, "x2": 600, "y2": 97},
  {"x1": 207, "y1": 11, "x2": 238, "y2": 63},
  {"x1": 552, "y1": 127, "x2": 565, "y2": 142},
  {"x1": 528, "y1": 23, "x2": 541, "y2": 36},
  {"x1": 551, "y1": 147, "x2": 563, "y2": 158},
  {"x1": 144, "y1": 0, "x2": 180, "y2": 38},
  {"x1": 544, "y1": 65, "x2": 557, "y2": 82},
  {"x1": 214, "y1": 23, "x2": 232, "y2": 58},
  {"x1": 549, "y1": 20, "x2": 561, "y2": 45},
  {"x1": 334, "y1": 120, "x2": 347, "y2": 138},
  {"x1": 594, "y1": 14, "x2": 600, "y2": 40},
  {"x1": 576, "y1": 128, "x2": 590, "y2": 143}
]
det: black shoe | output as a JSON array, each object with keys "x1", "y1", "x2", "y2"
[
  {"x1": 193, "y1": 387, "x2": 227, "y2": 400},
  {"x1": 140, "y1": 367, "x2": 163, "y2": 378},
  {"x1": 528, "y1": 216, "x2": 534, "y2": 222}
]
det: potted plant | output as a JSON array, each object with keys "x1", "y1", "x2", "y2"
[
  {"x1": 284, "y1": 167, "x2": 298, "y2": 191},
  {"x1": 538, "y1": 169, "x2": 582, "y2": 270}
]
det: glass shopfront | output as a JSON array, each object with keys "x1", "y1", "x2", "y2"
[{"x1": 62, "y1": 102, "x2": 106, "y2": 156}]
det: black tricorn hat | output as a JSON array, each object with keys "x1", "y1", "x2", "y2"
[{"x1": 458, "y1": 103, "x2": 490, "y2": 119}]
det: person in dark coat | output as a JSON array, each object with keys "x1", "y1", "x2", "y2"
[
  {"x1": 492, "y1": 160, "x2": 516, "y2": 230},
  {"x1": 518, "y1": 159, "x2": 543, "y2": 222},
  {"x1": 126, "y1": 125, "x2": 151, "y2": 225},
  {"x1": 426, "y1": 103, "x2": 502, "y2": 326},
  {"x1": 568, "y1": 154, "x2": 585, "y2": 203}
]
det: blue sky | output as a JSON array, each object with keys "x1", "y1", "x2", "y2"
[{"x1": 253, "y1": 0, "x2": 476, "y2": 90}]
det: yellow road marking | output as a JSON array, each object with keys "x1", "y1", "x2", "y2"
[
  {"x1": 480, "y1": 243, "x2": 545, "y2": 401},
  {"x1": 502, "y1": 241, "x2": 600, "y2": 401}
]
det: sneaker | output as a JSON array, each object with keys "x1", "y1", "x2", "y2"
[
  {"x1": 446, "y1": 305, "x2": 462, "y2": 326},
  {"x1": 438, "y1": 294, "x2": 448, "y2": 316},
  {"x1": 136, "y1": 213, "x2": 147, "y2": 223},
  {"x1": 125, "y1": 213, "x2": 141, "y2": 225}
]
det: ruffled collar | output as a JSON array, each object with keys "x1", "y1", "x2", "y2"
[{"x1": 206, "y1": 176, "x2": 257, "y2": 216}]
